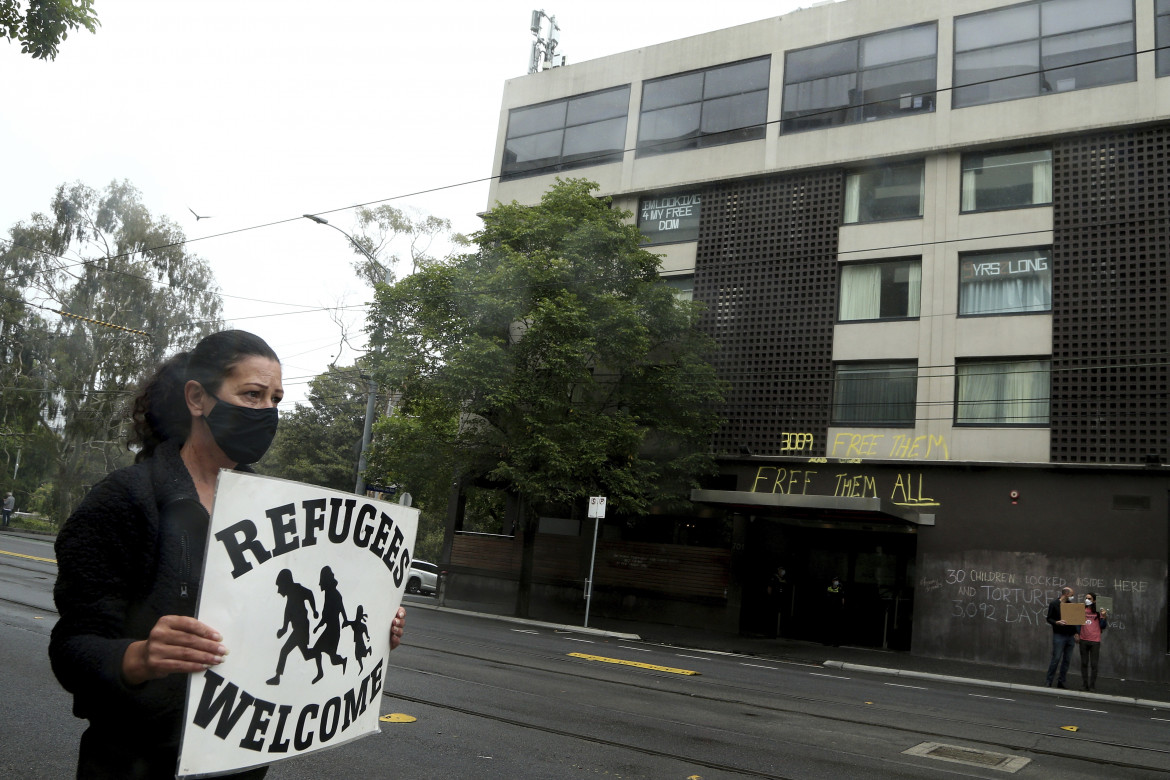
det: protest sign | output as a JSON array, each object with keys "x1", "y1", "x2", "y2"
[
  {"x1": 1060, "y1": 602, "x2": 1087, "y2": 626},
  {"x1": 177, "y1": 471, "x2": 417, "y2": 778}
]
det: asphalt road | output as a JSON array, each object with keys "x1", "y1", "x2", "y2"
[{"x1": 2, "y1": 531, "x2": 1169, "y2": 778}]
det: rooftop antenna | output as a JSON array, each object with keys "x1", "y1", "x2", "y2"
[{"x1": 528, "y1": 9, "x2": 564, "y2": 74}]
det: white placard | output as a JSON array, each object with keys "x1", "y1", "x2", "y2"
[
  {"x1": 588, "y1": 496, "x2": 607, "y2": 519},
  {"x1": 177, "y1": 470, "x2": 417, "y2": 778}
]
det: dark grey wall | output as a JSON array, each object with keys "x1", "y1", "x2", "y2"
[
  {"x1": 724, "y1": 458, "x2": 1170, "y2": 682},
  {"x1": 909, "y1": 465, "x2": 1170, "y2": 683},
  {"x1": 913, "y1": 549, "x2": 1168, "y2": 683}
]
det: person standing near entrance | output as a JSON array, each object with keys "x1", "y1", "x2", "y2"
[
  {"x1": 2, "y1": 491, "x2": 14, "y2": 526},
  {"x1": 766, "y1": 565, "x2": 788, "y2": 638},
  {"x1": 1079, "y1": 592, "x2": 1108, "y2": 692},
  {"x1": 823, "y1": 576, "x2": 846, "y2": 646},
  {"x1": 1045, "y1": 586, "x2": 1079, "y2": 688}
]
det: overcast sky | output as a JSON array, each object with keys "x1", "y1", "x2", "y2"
[{"x1": 1, "y1": 0, "x2": 810, "y2": 406}]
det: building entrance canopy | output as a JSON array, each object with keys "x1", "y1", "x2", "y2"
[{"x1": 690, "y1": 489, "x2": 933, "y2": 529}]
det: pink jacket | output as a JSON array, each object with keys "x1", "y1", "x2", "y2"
[{"x1": 1081, "y1": 607, "x2": 1106, "y2": 642}]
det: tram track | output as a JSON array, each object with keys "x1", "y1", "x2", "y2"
[{"x1": 390, "y1": 632, "x2": 1170, "y2": 775}]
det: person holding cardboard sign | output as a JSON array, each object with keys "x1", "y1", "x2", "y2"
[
  {"x1": 48, "y1": 330, "x2": 407, "y2": 779},
  {"x1": 1079, "y1": 592, "x2": 1108, "y2": 692},
  {"x1": 1044, "y1": 586, "x2": 1080, "y2": 688}
]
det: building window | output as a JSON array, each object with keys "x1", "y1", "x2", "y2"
[
  {"x1": 502, "y1": 85, "x2": 631, "y2": 179},
  {"x1": 953, "y1": 0, "x2": 1135, "y2": 109},
  {"x1": 839, "y1": 259, "x2": 921, "y2": 321},
  {"x1": 1158, "y1": 0, "x2": 1170, "y2": 77},
  {"x1": 956, "y1": 358, "x2": 1050, "y2": 425},
  {"x1": 959, "y1": 248, "x2": 1051, "y2": 316},
  {"x1": 961, "y1": 148, "x2": 1052, "y2": 212},
  {"x1": 662, "y1": 275, "x2": 693, "y2": 301},
  {"x1": 844, "y1": 161, "x2": 925, "y2": 223},
  {"x1": 636, "y1": 57, "x2": 769, "y2": 157},
  {"x1": 832, "y1": 362, "x2": 918, "y2": 426},
  {"x1": 782, "y1": 23, "x2": 937, "y2": 133},
  {"x1": 639, "y1": 191, "x2": 702, "y2": 244}
]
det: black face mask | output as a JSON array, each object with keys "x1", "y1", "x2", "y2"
[{"x1": 204, "y1": 396, "x2": 279, "y2": 464}]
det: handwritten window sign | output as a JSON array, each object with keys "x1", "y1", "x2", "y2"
[
  {"x1": 178, "y1": 471, "x2": 418, "y2": 778},
  {"x1": 638, "y1": 192, "x2": 702, "y2": 244}
]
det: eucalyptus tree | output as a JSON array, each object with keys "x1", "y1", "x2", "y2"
[{"x1": 0, "y1": 180, "x2": 222, "y2": 521}]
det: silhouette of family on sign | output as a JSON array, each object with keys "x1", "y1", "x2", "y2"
[{"x1": 266, "y1": 565, "x2": 372, "y2": 686}]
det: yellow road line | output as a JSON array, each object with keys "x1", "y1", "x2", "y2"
[
  {"x1": 568, "y1": 652, "x2": 700, "y2": 676},
  {"x1": 0, "y1": 548, "x2": 56, "y2": 564}
]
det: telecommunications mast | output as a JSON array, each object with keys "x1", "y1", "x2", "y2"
[{"x1": 528, "y1": 9, "x2": 564, "y2": 74}]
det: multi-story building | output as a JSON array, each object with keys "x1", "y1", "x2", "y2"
[{"x1": 443, "y1": 0, "x2": 1170, "y2": 683}]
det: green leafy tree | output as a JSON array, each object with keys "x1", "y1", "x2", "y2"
[
  {"x1": 365, "y1": 178, "x2": 726, "y2": 604},
  {"x1": 1, "y1": 0, "x2": 99, "y2": 60},
  {"x1": 0, "y1": 180, "x2": 223, "y2": 522},
  {"x1": 258, "y1": 365, "x2": 367, "y2": 493}
]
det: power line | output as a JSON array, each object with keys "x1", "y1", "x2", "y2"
[{"x1": 2, "y1": 44, "x2": 1160, "y2": 328}]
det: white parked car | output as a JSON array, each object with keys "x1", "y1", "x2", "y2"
[{"x1": 406, "y1": 560, "x2": 439, "y2": 595}]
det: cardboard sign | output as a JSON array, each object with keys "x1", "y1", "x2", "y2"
[
  {"x1": 1060, "y1": 602, "x2": 1087, "y2": 626},
  {"x1": 177, "y1": 471, "x2": 418, "y2": 778}
]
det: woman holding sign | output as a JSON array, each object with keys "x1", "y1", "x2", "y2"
[
  {"x1": 49, "y1": 330, "x2": 407, "y2": 779},
  {"x1": 1079, "y1": 592, "x2": 1108, "y2": 692}
]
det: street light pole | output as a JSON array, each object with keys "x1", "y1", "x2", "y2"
[{"x1": 303, "y1": 213, "x2": 380, "y2": 496}]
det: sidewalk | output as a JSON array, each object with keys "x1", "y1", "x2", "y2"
[{"x1": 410, "y1": 599, "x2": 1170, "y2": 710}]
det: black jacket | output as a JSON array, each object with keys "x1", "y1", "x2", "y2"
[{"x1": 49, "y1": 439, "x2": 236, "y2": 747}]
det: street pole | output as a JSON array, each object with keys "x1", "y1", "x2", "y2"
[
  {"x1": 584, "y1": 496, "x2": 606, "y2": 628},
  {"x1": 304, "y1": 214, "x2": 383, "y2": 497},
  {"x1": 355, "y1": 375, "x2": 377, "y2": 496}
]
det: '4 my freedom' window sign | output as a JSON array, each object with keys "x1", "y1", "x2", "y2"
[
  {"x1": 177, "y1": 471, "x2": 418, "y2": 778},
  {"x1": 638, "y1": 191, "x2": 702, "y2": 244}
]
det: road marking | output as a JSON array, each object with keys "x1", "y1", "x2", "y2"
[
  {"x1": 0, "y1": 548, "x2": 56, "y2": 564},
  {"x1": 969, "y1": 694, "x2": 1015, "y2": 701},
  {"x1": 563, "y1": 637, "x2": 594, "y2": 644},
  {"x1": 568, "y1": 652, "x2": 700, "y2": 676},
  {"x1": 810, "y1": 672, "x2": 850, "y2": 679},
  {"x1": 740, "y1": 663, "x2": 778, "y2": 670},
  {"x1": 885, "y1": 683, "x2": 927, "y2": 690},
  {"x1": 379, "y1": 713, "x2": 416, "y2": 723},
  {"x1": 1151, "y1": 717, "x2": 1170, "y2": 722},
  {"x1": 1057, "y1": 705, "x2": 1107, "y2": 714},
  {"x1": 676, "y1": 654, "x2": 709, "y2": 661},
  {"x1": 510, "y1": 629, "x2": 539, "y2": 634},
  {"x1": 619, "y1": 645, "x2": 650, "y2": 652}
]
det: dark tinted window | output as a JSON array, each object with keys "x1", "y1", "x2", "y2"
[
  {"x1": 953, "y1": 0, "x2": 1134, "y2": 108},
  {"x1": 637, "y1": 57, "x2": 769, "y2": 157},
  {"x1": 503, "y1": 85, "x2": 631, "y2": 179},
  {"x1": 782, "y1": 23, "x2": 936, "y2": 133}
]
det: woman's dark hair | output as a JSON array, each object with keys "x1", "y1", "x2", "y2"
[{"x1": 129, "y1": 330, "x2": 278, "y2": 461}]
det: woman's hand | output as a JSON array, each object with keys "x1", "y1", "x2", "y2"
[
  {"x1": 389, "y1": 606, "x2": 406, "y2": 651},
  {"x1": 122, "y1": 615, "x2": 228, "y2": 686}
]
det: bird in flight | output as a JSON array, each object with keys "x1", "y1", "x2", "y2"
[{"x1": 188, "y1": 207, "x2": 212, "y2": 221}]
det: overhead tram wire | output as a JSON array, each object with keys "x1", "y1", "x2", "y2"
[
  {"x1": 0, "y1": 292, "x2": 152, "y2": 340},
  {"x1": 0, "y1": 47, "x2": 1164, "y2": 377}
]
